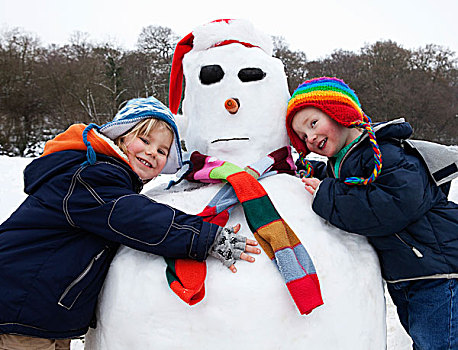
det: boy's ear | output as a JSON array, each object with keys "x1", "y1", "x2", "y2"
[{"x1": 117, "y1": 136, "x2": 127, "y2": 152}]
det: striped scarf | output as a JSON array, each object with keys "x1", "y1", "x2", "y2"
[{"x1": 165, "y1": 146, "x2": 323, "y2": 315}]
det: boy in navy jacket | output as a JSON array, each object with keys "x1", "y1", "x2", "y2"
[
  {"x1": 0, "y1": 96, "x2": 259, "y2": 348},
  {"x1": 286, "y1": 77, "x2": 458, "y2": 349}
]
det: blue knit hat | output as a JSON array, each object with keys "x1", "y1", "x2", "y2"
[{"x1": 83, "y1": 96, "x2": 183, "y2": 174}]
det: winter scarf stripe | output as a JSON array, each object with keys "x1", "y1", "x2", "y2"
[{"x1": 165, "y1": 146, "x2": 323, "y2": 315}]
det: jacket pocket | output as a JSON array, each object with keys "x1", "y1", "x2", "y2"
[{"x1": 58, "y1": 247, "x2": 109, "y2": 310}]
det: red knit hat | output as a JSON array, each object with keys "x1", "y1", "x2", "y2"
[{"x1": 168, "y1": 19, "x2": 273, "y2": 114}]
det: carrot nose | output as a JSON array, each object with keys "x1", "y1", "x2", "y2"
[{"x1": 225, "y1": 98, "x2": 240, "y2": 114}]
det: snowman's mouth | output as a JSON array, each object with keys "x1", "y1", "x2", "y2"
[{"x1": 211, "y1": 137, "x2": 250, "y2": 144}]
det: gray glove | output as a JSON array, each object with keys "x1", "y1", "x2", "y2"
[{"x1": 209, "y1": 226, "x2": 247, "y2": 268}]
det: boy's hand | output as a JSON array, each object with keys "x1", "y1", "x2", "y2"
[
  {"x1": 209, "y1": 224, "x2": 261, "y2": 273},
  {"x1": 302, "y1": 177, "x2": 321, "y2": 195}
]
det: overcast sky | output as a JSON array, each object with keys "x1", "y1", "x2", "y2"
[{"x1": 1, "y1": 0, "x2": 457, "y2": 60}]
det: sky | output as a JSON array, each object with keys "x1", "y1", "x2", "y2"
[{"x1": 1, "y1": 0, "x2": 457, "y2": 60}]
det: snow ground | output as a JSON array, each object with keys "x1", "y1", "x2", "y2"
[{"x1": 1, "y1": 155, "x2": 457, "y2": 349}]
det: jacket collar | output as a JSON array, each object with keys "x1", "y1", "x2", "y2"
[{"x1": 42, "y1": 124, "x2": 131, "y2": 169}]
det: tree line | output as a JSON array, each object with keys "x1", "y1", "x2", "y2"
[{"x1": 0, "y1": 25, "x2": 457, "y2": 157}]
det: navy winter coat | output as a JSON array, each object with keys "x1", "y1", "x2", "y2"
[
  {"x1": 0, "y1": 150, "x2": 219, "y2": 339},
  {"x1": 303, "y1": 120, "x2": 458, "y2": 283}
]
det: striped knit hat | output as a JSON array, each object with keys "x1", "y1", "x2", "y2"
[{"x1": 285, "y1": 77, "x2": 382, "y2": 185}]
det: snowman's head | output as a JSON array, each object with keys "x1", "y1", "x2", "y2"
[{"x1": 169, "y1": 19, "x2": 290, "y2": 166}]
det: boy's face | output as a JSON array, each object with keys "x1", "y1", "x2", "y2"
[
  {"x1": 291, "y1": 107, "x2": 360, "y2": 157},
  {"x1": 123, "y1": 126, "x2": 173, "y2": 180}
]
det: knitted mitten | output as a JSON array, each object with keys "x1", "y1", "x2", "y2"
[{"x1": 208, "y1": 226, "x2": 247, "y2": 267}]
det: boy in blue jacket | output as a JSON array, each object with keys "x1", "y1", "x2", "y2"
[
  {"x1": 0, "y1": 96, "x2": 259, "y2": 349},
  {"x1": 286, "y1": 77, "x2": 458, "y2": 349}
]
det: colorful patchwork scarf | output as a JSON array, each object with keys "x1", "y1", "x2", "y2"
[{"x1": 165, "y1": 146, "x2": 323, "y2": 315}]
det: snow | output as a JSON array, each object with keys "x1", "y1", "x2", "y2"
[
  {"x1": 1, "y1": 155, "x2": 456, "y2": 349},
  {"x1": 0, "y1": 156, "x2": 33, "y2": 223}
]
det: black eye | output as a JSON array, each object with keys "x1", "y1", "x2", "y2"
[
  {"x1": 199, "y1": 65, "x2": 225, "y2": 85},
  {"x1": 238, "y1": 68, "x2": 266, "y2": 82}
]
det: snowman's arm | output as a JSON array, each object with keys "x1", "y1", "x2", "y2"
[
  {"x1": 66, "y1": 162, "x2": 219, "y2": 260},
  {"x1": 311, "y1": 145, "x2": 430, "y2": 236}
]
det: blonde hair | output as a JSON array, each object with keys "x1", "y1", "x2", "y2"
[{"x1": 115, "y1": 118, "x2": 174, "y2": 155}]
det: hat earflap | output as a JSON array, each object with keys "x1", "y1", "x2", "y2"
[{"x1": 82, "y1": 123, "x2": 101, "y2": 165}]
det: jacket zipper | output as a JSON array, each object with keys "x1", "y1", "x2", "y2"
[
  {"x1": 58, "y1": 248, "x2": 106, "y2": 306},
  {"x1": 395, "y1": 233, "x2": 423, "y2": 258}
]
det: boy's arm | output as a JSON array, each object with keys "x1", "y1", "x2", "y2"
[
  {"x1": 66, "y1": 162, "x2": 218, "y2": 261},
  {"x1": 311, "y1": 145, "x2": 431, "y2": 236}
]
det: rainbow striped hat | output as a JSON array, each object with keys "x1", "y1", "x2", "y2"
[{"x1": 285, "y1": 77, "x2": 382, "y2": 185}]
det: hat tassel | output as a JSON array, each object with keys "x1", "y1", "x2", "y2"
[
  {"x1": 82, "y1": 123, "x2": 101, "y2": 166},
  {"x1": 344, "y1": 121, "x2": 382, "y2": 185},
  {"x1": 296, "y1": 152, "x2": 314, "y2": 179}
]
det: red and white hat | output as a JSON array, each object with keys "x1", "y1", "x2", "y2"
[{"x1": 168, "y1": 19, "x2": 273, "y2": 114}]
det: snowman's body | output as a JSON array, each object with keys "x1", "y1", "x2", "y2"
[{"x1": 85, "y1": 20, "x2": 386, "y2": 349}]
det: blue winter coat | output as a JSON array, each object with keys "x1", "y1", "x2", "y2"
[
  {"x1": 302, "y1": 119, "x2": 458, "y2": 283},
  {"x1": 0, "y1": 150, "x2": 219, "y2": 339}
]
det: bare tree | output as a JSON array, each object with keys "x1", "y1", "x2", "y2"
[
  {"x1": 272, "y1": 36, "x2": 307, "y2": 93},
  {"x1": 1, "y1": 27, "x2": 456, "y2": 156},
  {"x1": 0, "y1": 27, "x2": 46, "y2": 156},
  {"x1": 137, "y1": 25, "x2": 178, "y2": 59}
]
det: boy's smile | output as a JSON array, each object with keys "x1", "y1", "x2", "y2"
[
  {"x1": 291, "y1": 107, "x2": 361, "y2": 157},
  {"x1": 123, "y1": 126, "x2": 173, "y2": 180}
]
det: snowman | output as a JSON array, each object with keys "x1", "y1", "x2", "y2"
[{"x1": 85, "y1": 19, "x2": 386, "y2": 349}]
